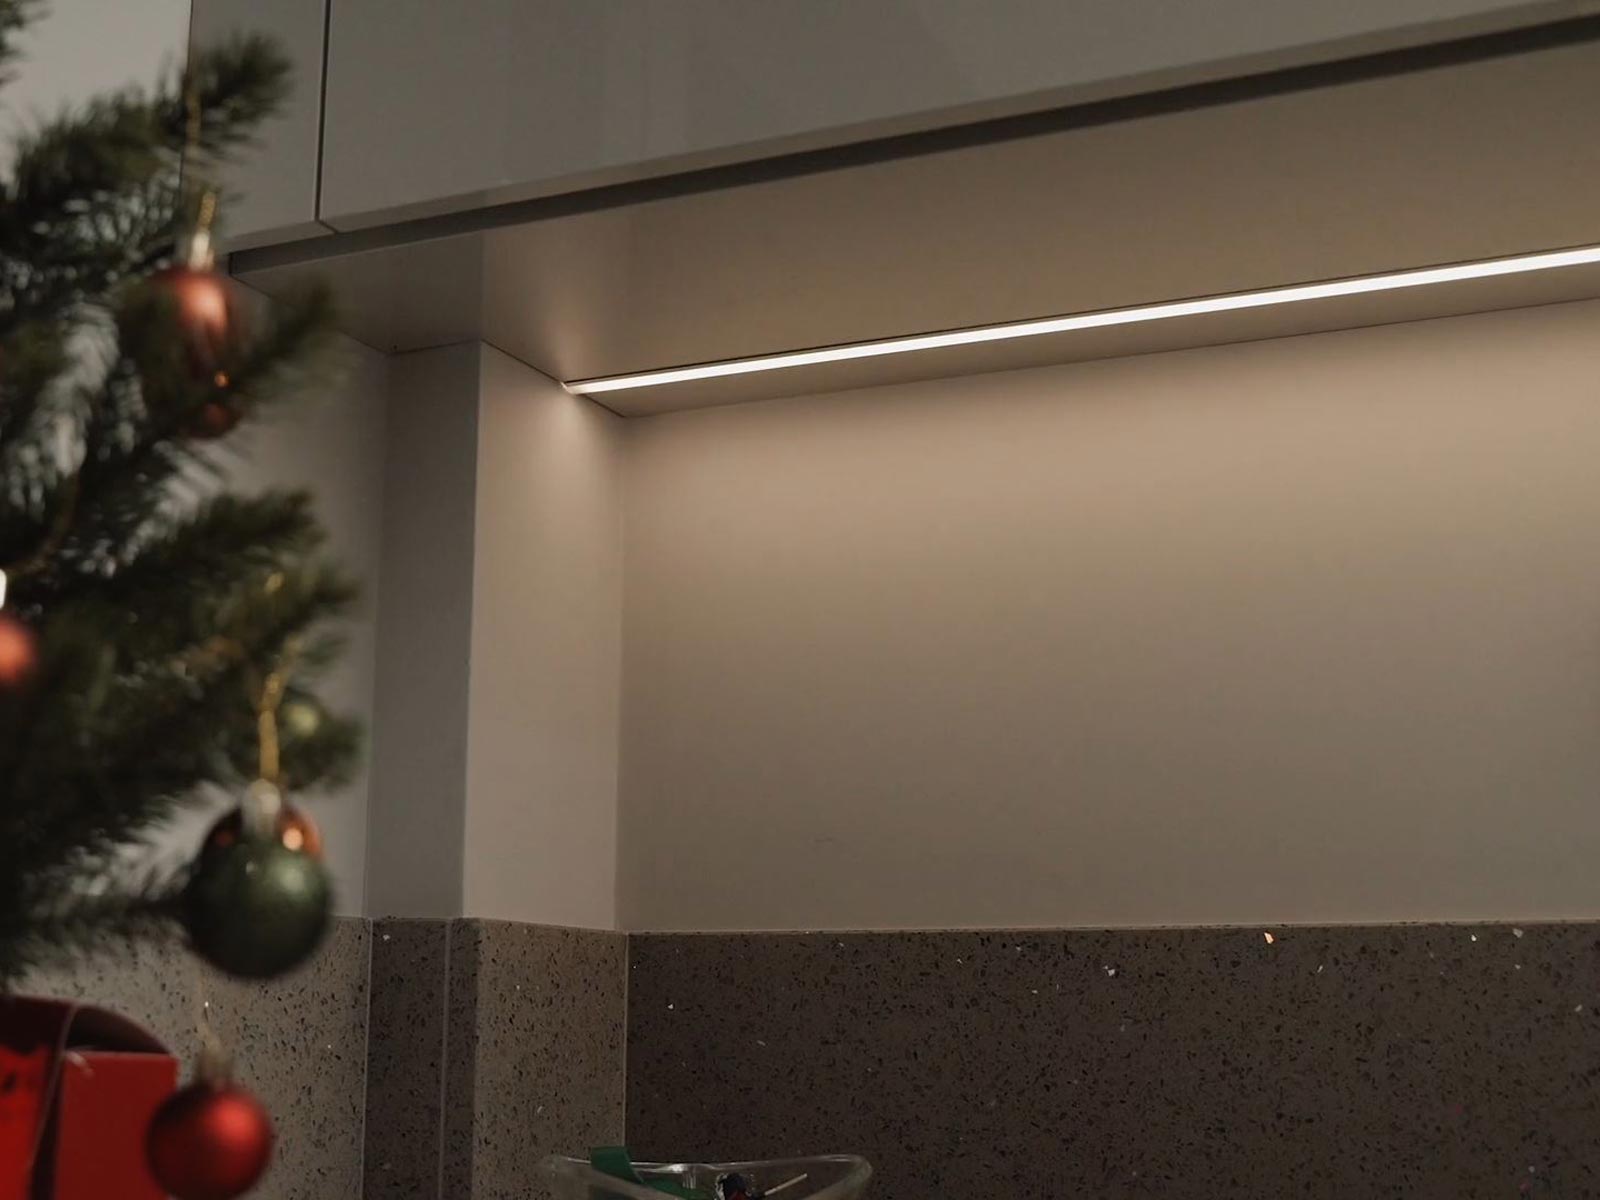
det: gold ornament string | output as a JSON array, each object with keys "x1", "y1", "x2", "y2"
[
  {"x1": 195, "y1": 189, "x2": 216, "y2": 234},
  {"x1": 187, "y1": 188, "x2": 217, "y2": 271},
  {"x1": 256, "y1": 669, "x2": 285, "y2": 787},
  {"x1": 183, "y1": 80, "x2": 218, "y2": 269},
  {"x1": 190, "y1": 957, "x2": 229, "y2": 1083},
  {"x1": 253, "y1": 576, "x2": 297, "y2": 788}
]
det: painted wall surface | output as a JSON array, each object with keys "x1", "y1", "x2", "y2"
[
  {"x1": 366, "y1": 344, "x2": 480, "y2": 918},
  {"x1": 0, "y1": 0, "x2": 189, "y2": 157},
  {"x1": 365, "y1": 347, "x2": 623, "y2": 928},
  {"x1": 464, "y1": 347, "x2": 623, "y2": 929},
  {"x1": 619, "y1": 299, "x2": 1600, "y2": 931}
]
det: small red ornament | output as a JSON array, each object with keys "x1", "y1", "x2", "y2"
[
  {"x1": 144, "y1": 197, "x2": 246, "y2": 438},
  {"x1": 150, "y1": 264, "x2": 235, "y2": 375},
  {"x1": 185, "y1": 389, "x2": 242, "y2": 440},
  {"x1": 202, "y1": 801, "x2": 324, "y2": 860},
  {"x1": 146, "y1": 1079, "x2": 273, "y2": 1200},
  {"x1": 0, "y1": 611, "x2": 37, "y2": 686}
]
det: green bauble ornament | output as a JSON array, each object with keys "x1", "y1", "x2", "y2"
[{"x1": 185, "y1": 838, "x2": 332, "y2": 979}]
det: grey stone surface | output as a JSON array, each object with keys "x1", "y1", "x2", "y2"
[
  {"x1": 440, "y1": 919, "x2": 481, "y2": 1199},
  {"x1": 360, "y1": 919, "x2": 628, "y2": 1200},
  {"x1": 36, "y1": 915, "x2": 1594, "y2": 1199},
  {"x1": 211, "y1": 918, "x2": 372, "y2": 1200},
  {"x1": 453, "y1": 920, "x2": 629, "y2": 1200},
  {"x1": 20, "y1": 930, "x2": 194, "y2": 1049},
  {"x1": 626, "y1": 923, "x2": 1600, "y2": 1200},
  {"x1": 364, "y1": 918, "x2": 451, "y2": 1200},
  {"x1": 21, "y1": 916, "x2": 371, "y2": 1200}
]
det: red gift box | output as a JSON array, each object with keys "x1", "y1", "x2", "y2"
[{"x1": 0, "y1": 997, "x2": 177, "y2": 1200}]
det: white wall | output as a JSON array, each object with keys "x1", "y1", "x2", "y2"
[
  {"x1": 0, "y1": 0, "x2": 189, "y2": 149},
  {"x1": 364, "y1": 345, "x2": 623, "y2": 927},
  {"x1": 365, "y1": 344, "x2": 478, "y2": 918},
  {"x1": 618, "y1": 299, "x2": 1600, "y2": 931},
  {"x1": 464, "y1": 347, "x2": 623, "y2": 928}
]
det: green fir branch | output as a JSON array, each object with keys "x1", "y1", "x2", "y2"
[
  {"x1": 0, "y1": 868, "x2": 184, "y2": 988},
  {"x1": 0, "y1": 0, "x2": 41, "y2": 84},
  {"x1": 0, "y1": 9, "x2": 357, "y2": 979},
  {"x1": 0, "y1": 34, "x2": 291, "y2": 339}
]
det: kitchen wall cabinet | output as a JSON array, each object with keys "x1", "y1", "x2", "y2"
[
  {"x1": 198, "y1": 0, "x2": 1591, "y2": 239},
  {"x1": 189, "y1": 0, "x2": 329, "y2": 249}
]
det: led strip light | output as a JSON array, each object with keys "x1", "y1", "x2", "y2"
[{"x1": 565, "y1": 244, "x2": 1600, "y2": 396}]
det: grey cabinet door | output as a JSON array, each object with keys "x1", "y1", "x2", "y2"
[
  {"x1": 190, "y1": 0, "x2": 328, "y2": 249},
  {"x1": 316, "y1": 0, "x2": 1571, "y2": 232}
]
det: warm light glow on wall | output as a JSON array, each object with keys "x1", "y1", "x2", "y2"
[{"x1": 564, "y1": 244, "x2": 1600, "y2": 396}]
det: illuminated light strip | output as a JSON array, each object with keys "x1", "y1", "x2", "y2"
[{"x1": 565, "y1": 244, "x2": 1600, "y2": 395}]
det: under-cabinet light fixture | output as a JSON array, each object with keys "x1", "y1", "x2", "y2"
[{"x1": 564, "y1": 243, "x2": 1600, "y2": 396}]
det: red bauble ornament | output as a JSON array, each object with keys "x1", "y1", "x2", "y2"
[
  {"x1": 202, "y1": 801, "x2": 324, "y2": 860},
  {"x1": 146, "y1": 1080, "x2": 273, "y2": 1200},
  {"x1": 0, "y1": 612, "x2": 37, "y2": 686},
  {"x1": 150, "y1": 265, "x2": 235, "y2": 375},
  {"x1": 186, "y1": 392, "x2": 243, "y2": 440}
]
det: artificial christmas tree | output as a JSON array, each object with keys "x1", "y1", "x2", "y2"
[{"x1": 0, "y1": 0, "x2": 361, "y2": 1192}]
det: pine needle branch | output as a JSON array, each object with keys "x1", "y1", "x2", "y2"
[
  {"x1": 0, "y1": 34, "x2": 291, "y2": 339},
  {"x1": 0, "y1": 9, "x2": 358, "y2": 977},
  {"x1": 0, "y1": 0, "x2": 40, "y2": 83},
  {"x1": 0, "y1": 868, "x2": 184, "y2": 989}
]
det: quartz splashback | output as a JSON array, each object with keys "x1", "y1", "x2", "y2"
[
  {"x1": 25, "y1": 917, "x2": 1600, "y2": 1198},
  {"x1": 626, "y1": 923, "x2": 1600, "y2": 1200},
  {"x1": 22, "y1": 917, "x2": 371, "y2": 1200},
  {"x1": 364, "y1": 917, "x2": 451, "y2": 1198},
  {"x1": 364, "y1": 918, "x2": 627, "y2": 1200},
  {"x1": 25, "y1": 916, "x2": 626, "y2": 1200}
]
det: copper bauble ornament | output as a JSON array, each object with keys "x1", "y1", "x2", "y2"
[
  {"x1": 146, "y1": 1079, "x2": 273, "y2": 1200},
  {"x1": 151, "y1": 263, "x2": 234, "y2": 374},
  {"x1": 185, "y1": 386, "x2": 243, "y2": 440},
  {"x1": 202, "y1": 801, "x2": 324, "y2": 861},
  {"x1": 0, "y1": 612, "x2": 37, "y2": 687}
]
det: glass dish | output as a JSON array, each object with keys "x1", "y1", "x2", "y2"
[{"x1": 540, "y1": 1154, "x2": 872, "y2": 1200}]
